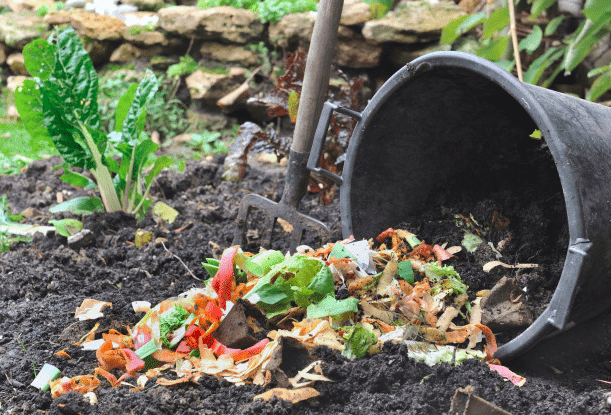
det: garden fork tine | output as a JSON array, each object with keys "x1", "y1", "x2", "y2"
[{"x1": 233, "y1": 0, "x2": 343, "y2": 252}]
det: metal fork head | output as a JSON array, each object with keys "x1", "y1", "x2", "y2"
[{"x1": 233, "y1": 193, "x2": 331, "y2": 253}]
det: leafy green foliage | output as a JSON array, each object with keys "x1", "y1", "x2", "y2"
[
  {"x1": 99, "y1": 71, "x2": 190, "y2": 142},
  {"x1": 16, "y1": 27, "x2": 173, "y2": 217},
  {"x1": 166, "y1": 56, "x2": 199, "y2": 77},
  {"x1": 587, "y1": 66, "x2": 611, "y2": 101},
  {"x1": 362, "y1": 0, "x2": 393, "y2": 19},
  {"x1": 36, "y1": 2, "x2": 63, "y2": 17},
  {"x1": 441, "y1": 1, "x2": 611, "y2": 101},
  {"x1": 187, "y1": 131, "x2": 229, "y2": 155},
  {"x1": 197, "y1": 0, "x2": 317, "y2": 23}
]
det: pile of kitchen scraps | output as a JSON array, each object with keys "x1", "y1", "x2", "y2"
[{"x1": 40, "y1": 227, "x2": 523, "y2": 403}]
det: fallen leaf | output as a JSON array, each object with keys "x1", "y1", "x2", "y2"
[{"x1": 254, "y1": 387, "x2": 320, "y2": 403}]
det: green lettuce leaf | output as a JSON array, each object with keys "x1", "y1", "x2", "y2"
[
  {"x1": 159, "y1": 305, "x2": 189, "y2": 348},
  {"x1": 307, "y1": 295, "x2": 358, "y2": 319}
]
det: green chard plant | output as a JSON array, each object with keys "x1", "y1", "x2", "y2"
[{"x1": 15, "y1": 27, "x2": 172, "y2": 217}]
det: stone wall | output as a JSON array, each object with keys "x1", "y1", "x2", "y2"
[{"x1": 0, "y1": 0, "x2": 465, "y2": 115}]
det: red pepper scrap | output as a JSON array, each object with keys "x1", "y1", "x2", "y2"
[
  {"x1": 376, "y1": 227, "x2": 395, "y2": 243},
  {"x1": 209, "y1": 337, "x2": 270, "y2": 362},
  {"x1": 212, "y1": 246, "x2": 239, "y2": 309}
]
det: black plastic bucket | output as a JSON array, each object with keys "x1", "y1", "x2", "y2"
[{"x1": 308, "y1": 51, "x2": 611, "y2": 360}]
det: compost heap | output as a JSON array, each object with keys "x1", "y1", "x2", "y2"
[{"x1": 43, "y1": 228, "x2": 518, "y2": 401}]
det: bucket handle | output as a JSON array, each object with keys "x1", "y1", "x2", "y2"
[{"x1": 307, "y1": 101, "x2": 362, "y2": 185}]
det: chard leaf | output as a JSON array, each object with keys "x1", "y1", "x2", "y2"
[
  {"x1": 342, "y1": 324, "x2": 377, "y2": 359},
  {"x1": 22, "y1": 39, "x2": 55, "y2": 81},
  {"x1": 115, "y1": 83, "x2": 138, "y2": 133},
  {"x1": 306, "y1": 295, "x2": 359, "y2": 319},
  {"x1": 39, "y1": 27, "x2": 102, "y2": 169},
  {"x1": 60, "y1": 170, "x2": 97, "y2": 189},
  {"x1": 120, "y1": 70, "x2": 158, "y2": 147},
  {"x1": 14, "y1": 79, "x2": 51, "y2": 143},
  {"x1": 49, "y1": 196, "x2": 104, "y2": 215},
  {"x1": 145, "y1": 156, "x2": 173, "y2": 188}
]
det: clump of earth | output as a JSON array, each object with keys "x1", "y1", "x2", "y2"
[{"x1": 0, "y1": 156, "x2": 610, "y2": 414}]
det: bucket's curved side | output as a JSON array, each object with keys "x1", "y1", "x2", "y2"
[{"x1": 339, "y1": 51, "x2": 611, "y2": 359}]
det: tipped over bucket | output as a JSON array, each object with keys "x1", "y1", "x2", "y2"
[{"x1": 308, "y1": 51, "x2": 611, "y2": 360}]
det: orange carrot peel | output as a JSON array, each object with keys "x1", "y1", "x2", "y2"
[{"x1": 96, "y1": 340, "x2": 145, "y2": 387}]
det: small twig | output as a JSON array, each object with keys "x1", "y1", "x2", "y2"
[
  {"x1": 508, "y1": 0, "x2": 523, "y2": 81},
  {"x1": 160, "y1": 241, "x2": 201, "y2": 280},
  {"x1": 185, "y1": 36, "x2": 195, "y2": 57}
]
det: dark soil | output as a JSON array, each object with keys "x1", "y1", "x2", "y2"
[{"x1": 1, "y1": 156, "x2": 610, "y2": 415}]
